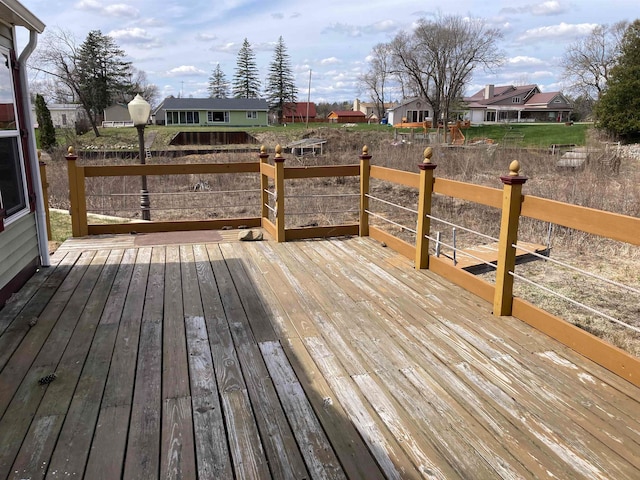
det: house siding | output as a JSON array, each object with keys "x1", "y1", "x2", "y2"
[{"x1": 0, "y1": 213, "x2": 39, "y2": 294}]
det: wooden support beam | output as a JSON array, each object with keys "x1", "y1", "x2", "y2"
[
  {"x1": 493, "y1": 160, "x2": 527, "y2": 316},
  {"x1": 415, "y1": 147, "x2": 436, "y2": 270},
  {"x1": 274, "y1": 145, "x2": 286, "y2": 242},
  {"x1": 359, "y1": 146, "x2": 371, "y2": 237}
]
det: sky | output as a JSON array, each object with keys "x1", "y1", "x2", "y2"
[{"x1": 15, "y1": 0, "x2": 639, "y2": 105}]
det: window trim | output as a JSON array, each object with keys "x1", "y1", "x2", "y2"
[{"x1": 0, "y1": 46, "x2": 29, "y2": 227}]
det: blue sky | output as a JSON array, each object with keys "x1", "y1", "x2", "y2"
[{"x1": 16, "y1": 0, "x2": 639, "y2": 104}]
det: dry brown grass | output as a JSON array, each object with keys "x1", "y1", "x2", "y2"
[{"x1": 43, "y1": 127, "x2": 640, "y2": 355}]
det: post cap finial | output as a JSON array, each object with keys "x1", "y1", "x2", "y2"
[
  {"x1": 275, "y1": 144, "x2": 282, "y2": 158},
  {"x1": 423, "y1": 147, "x2": 433, "y2": 163},
  {"x1": 67, "y1": 146, "x2": 75, "y2": 155},
  {"x1": 260, "y1": 145, "x2": 266, "y2": 154},
  {"x1": 508, "y1": 160, "x2": 520, "y2": 176},
  {"x1": 362, "y1": 145, "x2": 369, "y2": 156},
  {"x1": 37, "y1": 150, "x2": 41, "y2": 160}
]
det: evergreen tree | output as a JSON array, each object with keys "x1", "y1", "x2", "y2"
[
  {"x1": 208, "y1": 64, "x2": 229, "y2": 98},
  {"x1": 265, "y1": 36, "x2": 297, "y2": 122},
  {"x1": 76, "y1": 30, "x2": 133, "y2": 136},
  {"x1": 596, "y1": 20, "x2": 640, "y2": 140},
  {"x1": 233, "y1": 38, "x2": 261, "y2": 98},
  {"x1": 34, "y1": 94, "x2": 57, "y2": 151}
]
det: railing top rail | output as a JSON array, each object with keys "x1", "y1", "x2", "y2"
[
  {"x1": 521, "y1": 194, "x2": 640, "y2": 247},
  {"x1": 433, "y1": 178, "x2": 503, "y2": 209},
  {"x1": 284, "y1": 165, "x2": 360, "y2": 179}
]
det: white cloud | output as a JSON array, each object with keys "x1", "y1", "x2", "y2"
[
  {"x1": 508, "y1": 56, "x2": 546, "y2": 66},
  {"x1": 501, "y1": 1, "x2": 568, "y2": 16},
  {"x1": 165, "y1": 66, "x2": 206, "y2": 77},
  {"x1": 109, "y1": 28, "x2": 154, "y2": 44},
  {"x1": 517, "y1": 22, "x2": 598, "y2": 42},
  {"x1": 196, "y1": 33, "x2": 218, "y2": 41},
  {"x1": 75, "y1": 0, "x2": 138, "y2": 18},
  {"x1": 320, "y1": 57, "x2": 341, "y2": 65},
  {"x1": 323, "y1": 19, "x2": 400, "y2": 37}
]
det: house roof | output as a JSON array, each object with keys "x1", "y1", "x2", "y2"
[
  {"x1": 386, "y1": 97, "x2": 431, "y2": 111},
  {"x1": 0, "y1": 0, "x2": 45, "y2": 33},
  {"x1": 464, "y1": 85, "x2": 569, "y2": 110},
  {"x1": 283, "y1": 102, "x2": 317, "y2": 118},
  {"x1": 156, "y1": 97, "x2": 269, "y2": 113},
  {"x1": 328, "y1": 110, "x2": 366, "y2": 117}
]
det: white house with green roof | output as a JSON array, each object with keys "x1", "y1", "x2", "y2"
[
  {"x1": 154, "y1": 97, "x2": 269, "y2": 127},
  {"x1": 0, "y1": 0, "x2": 49, "y2": 307}
]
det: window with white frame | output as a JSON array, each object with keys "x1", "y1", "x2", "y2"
[
  {"x1": 207, "y1": 111, "x2": 229, "y2": 123},
  {"x1": 0, "y1": 49, "x2": 28, "y2": 223},
  {"x1": 512, "y1": 97, "x2": 521, "y2": 103},
  {"x1": 405, "y1": 110, "x2": 430, "y2": 122},
  {"x1": 246, "y1": 111, "x2": 257, "y2": 119}
]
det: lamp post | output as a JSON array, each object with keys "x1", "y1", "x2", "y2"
[{"x1": 128, "y1": 94, "x2": 151, "y2": 221}]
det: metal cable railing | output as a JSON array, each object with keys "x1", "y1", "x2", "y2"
[
  {"x1": 509, "y1": 270, "x2": 640, "y2": 334},
  {"x1": 427, "y1": 214, "x2": 499, "y2": 243},
  {"x1": 366, "y1": 194, "x2": 419, "y2": 215},
  {"x1": 511, "y1": 242, "x2": 640, "y2": 296},
  {"x1": 424, "y1": 234, "x2": 498, "y2": 271},
  {"x1": 365, "y1": 210, "x2": 416, "y2": 234}
]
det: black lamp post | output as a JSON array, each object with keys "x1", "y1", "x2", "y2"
[{"x1": 128, "y1": 94, "x2": 151, "y2": 221}]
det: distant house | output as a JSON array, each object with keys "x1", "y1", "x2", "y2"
[
  {"x1": 282, "y1": 102, "x2": 317, "y2": 123},
  {"x1": 154, "y1": 97, "x2": 269, "y2": 127},
  {"x1": 31, "y1": 103, "x2": 86, "y2": 129},
  {"x1": 386, "y1": 98, "x2": 433, "y2": 126},
  {"x1": 464, "y1": 84, "x2": 573, "y2": 124},
  {"x1": 1, "y1": 0, "x2": 49, "y2": 307},
  {"x1": 327, "y1": 110, "x2": 366, "y2": 123},
  {"x1": 103, "y1": 103, "x2": 131, "y2": 126},
  {"x1": 353, "y1": 98, "x2": 398, "y2": 123}
]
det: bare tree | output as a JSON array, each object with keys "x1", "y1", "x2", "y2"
[
  {"x1": 360, "y1": 43, "x2": 393, "y2": 121},
  {"x1": 389, "y1": 14, "x2": 504, "y2": 130},
  {"x1": 560, "y1": 21, "x2": 628, "y2": 101}
]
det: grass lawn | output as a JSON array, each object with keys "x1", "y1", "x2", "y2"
[
  {"x1": 463, "y1": 123, "x2": 590, "y2": 147},
  {"x1": 67, "y1": 121, "x2": 592, "y2": 152},
  {"x1": 49, "y1": 209, "x2": 126, "y2": 245}
]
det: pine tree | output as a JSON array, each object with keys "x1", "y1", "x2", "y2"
[
  {"x1": 34, "y1": 94, "x2": 57, "y2": 151},
  {"x1": 208, "y1": 64, "x2": 229, "y2": 98},
  {"x1": 596, "y1": 20, "x2": 640, "y2": 140},
  {"x1": 233, "y1": 38, "x2": 261, "y2": 98},
  {"x1": 265, "y1": 36, "x2": 297, "y2": 122},
  {"x1": 76, "y1": 30, "x2": 133, "y2": 136}
]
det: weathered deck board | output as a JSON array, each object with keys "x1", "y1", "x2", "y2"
[{"x1": 1, "y1": 232, "x2": 639, "y2": 479}]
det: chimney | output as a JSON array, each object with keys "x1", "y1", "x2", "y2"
[{"x1": 484, "y1": 84, "x2": 495, "y2": 100}]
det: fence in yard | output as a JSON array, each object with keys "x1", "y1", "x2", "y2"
[{"x1": 59, "y1": 144, "x2": 640, "y2": 388}]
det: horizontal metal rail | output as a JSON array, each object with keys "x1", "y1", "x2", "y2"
[
  {"x1": 425, "y1": 234, "x2": 498, "y2": 271},
  {"x1": 512, "y1": 242, "x2": 640, "y2": 296},
  {"x1": 510, "y1": 270, "x2": 640, "y2": 334},
  {"x1": 427, "y1": 214, "x2": 499, "y2": 243},
  {"x1": 366, "y1": 194, "x2": 419, "y2": 215},
  {"x1": 366, "y1": 210, "x2": 416, "y2": 234},
  {"x1": 287, "y1": 193, "x2": 359, "y2": 199}
]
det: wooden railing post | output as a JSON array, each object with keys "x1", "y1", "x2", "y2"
[
  {"x1": 415, "y1": 147, "x2": 436, "y2": 269},
  {"x1": 493, "y1": 160, "x2": 527, "y2": 316},
  {"x1": 274, "y1": 144, "x2": 286, "y2": 242},
  {"x1": 359, "y1": 145, "x2": 371, "y2": 236},
  {"x1": 65, "y1": 146, "x2": 88, "y2": 237},
  {"x1": 38, "y1": 151, "x2": 52, "y2": 240},
  {"x1": 259, "y1": 145, "x2": 269, "y2": 222}
]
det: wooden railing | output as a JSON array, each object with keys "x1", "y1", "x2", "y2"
[{"x1": 61, "y1": 144, "x2": 640, "y2": 387}]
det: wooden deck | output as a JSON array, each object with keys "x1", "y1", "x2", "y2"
[{"x1": 1, "y1": 233, "x2": 639, "y2": 479}]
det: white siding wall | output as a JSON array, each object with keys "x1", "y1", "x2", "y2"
[{"x1": 0, "y1": 213, "x2": 39, "y2": 292}]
